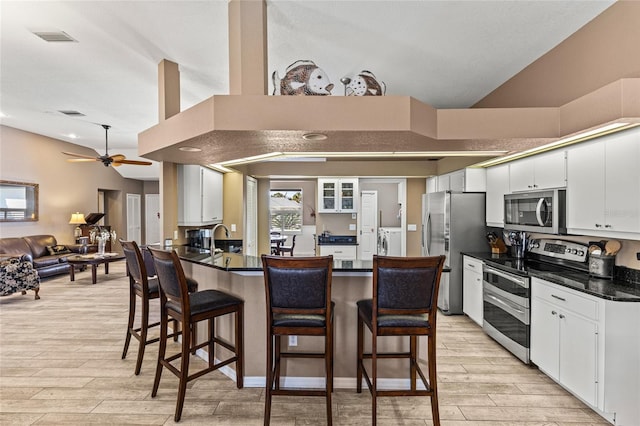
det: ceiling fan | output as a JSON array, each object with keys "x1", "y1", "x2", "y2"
[{"x1": 62, "y1": 124, "x2": 152, "y2": 167}]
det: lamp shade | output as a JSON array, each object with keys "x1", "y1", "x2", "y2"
[{"x1": 69, "y1": 212, "x2": 86, "y2": 225}]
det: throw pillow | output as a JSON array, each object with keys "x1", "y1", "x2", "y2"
[{"x1": 46, "y1": 245, "x2": 71, "y2": 255}]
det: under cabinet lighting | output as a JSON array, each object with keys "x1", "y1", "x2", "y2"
[{"x1": 475, "y1": 122, "x2": 639, "y2": 167}]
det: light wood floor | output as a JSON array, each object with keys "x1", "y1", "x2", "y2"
[{"x1": 0, "y1": 262, "x2": 609, "y2": 425}]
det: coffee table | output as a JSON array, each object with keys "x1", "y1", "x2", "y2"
[{"x1": 67, "y1": 253, "x2": 125, "y2": 284}]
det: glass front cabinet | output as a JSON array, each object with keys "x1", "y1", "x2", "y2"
[{"x1": 317, "y1": 178, "x2": 358, "y2": 213}]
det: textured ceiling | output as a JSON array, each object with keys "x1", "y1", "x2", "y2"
[{"x1": 0, "y1": 1, "x2": 614, "y2": 179}]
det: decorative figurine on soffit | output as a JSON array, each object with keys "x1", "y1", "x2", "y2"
[
  {"x1": 272, "y1": 60, "x2": 334, "y2": 95},
  {"x1": 345, "y1": 70, "x2": 386, "y2": 96}
]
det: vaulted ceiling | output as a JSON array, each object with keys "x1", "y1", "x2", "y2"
[{"x1": 0, "y1": 1, "x2": 616, "y2": 179}]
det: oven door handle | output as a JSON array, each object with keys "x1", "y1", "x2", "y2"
[
  {"x1": 483, "y1": 266, "x2": 527, "y2": 287},
  {"x1": 484, "y1": 293, "x2": 525, "y2": 315}
]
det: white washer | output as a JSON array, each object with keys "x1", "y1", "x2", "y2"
[
  {"x1": 385, "y1": 227, "x2": 402, "y2": 256},
  {"x1": 378, "y1": 228, "x2": 390, "y2": 255}
]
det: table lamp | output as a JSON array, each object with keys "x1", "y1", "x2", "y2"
[{"x1": 69, "y1": 212, "x2": 86, "y2": 238}]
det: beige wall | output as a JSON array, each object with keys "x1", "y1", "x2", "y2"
[
  {"x1": 223, "y1": 172, "x2": 245, "y2": 239},
  {"x1": 0, "y1": 125, "x2": 149, "y2": 250},
  {"x1": 406, "y1": 178, "x2": 426, "y2": 257},
  {"x1": 475, "y1": 1, "x2": 640, "y2": 108}
]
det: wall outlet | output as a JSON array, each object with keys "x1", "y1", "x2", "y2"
[
  {"x1": 173, "y1": 230, "x2": 178, "y2": 240},
  {"x1": 231, "y1": 223, "x2": 237, "y2": 232},
  {"x1": 289, "y1": 336, "x2": 297, "y2": 346},
  {"x1": 349, "y1": 224, "x2": 356, "y2": 231},
  {"x1": 352, "y1": 213, "x2": 357, "y2": 219},
  {"x1": 407, "y1": 224, "x2": 417, "y2": 231}
]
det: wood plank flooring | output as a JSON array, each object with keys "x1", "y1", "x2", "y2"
[{"x1": 0, "y1": 262, "x2": 610, "y2": 425}]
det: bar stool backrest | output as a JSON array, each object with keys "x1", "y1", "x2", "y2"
[
  {"x1": 148, "y1": 248, "x2": 191, "y2": 316},
  {"x1": 374, "y1": 255, "x2": 445, "y2": 318},
  {"x1": 120, "y1": 240, "x2": 148, "y2": 286},
  {"x1": 262, "y1": 255, "x2": 333, "y2": 317}
]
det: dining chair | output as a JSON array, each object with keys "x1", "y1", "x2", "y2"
[
  {"x1": 277, "y1": 235, "x2": 296, "y2": 256},
  {"x1": 148, "y1": 247, "x2": 244, "y2": 422},
  {"x1": 119, "y1": 240, "x2": 198, "y2": 375},
  {"x1": 356, "y1": 254, "x2": 446, "y2": 426},
  {"x1": 261, "y1": 254, "x2": 334, "y2": 425}
]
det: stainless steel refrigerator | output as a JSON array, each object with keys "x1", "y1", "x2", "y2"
[{"x1": 421, "y1": 191, "x2": 486, "y2": 314}]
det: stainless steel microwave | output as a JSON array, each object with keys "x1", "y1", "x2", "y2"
[{"x1": 504, "y1": 189, "x2": 566, "y2": 234}]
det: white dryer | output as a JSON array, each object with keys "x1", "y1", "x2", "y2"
[{"x1": 378, "y1": 227, "x2": 402, "y2": 256}]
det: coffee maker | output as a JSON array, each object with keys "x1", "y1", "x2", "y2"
[{"x1": 186, "y1": 229, "x2": 212, "y2": 249}]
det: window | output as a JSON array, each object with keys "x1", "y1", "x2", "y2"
[
  {"x1": 270, "y1": 189, "x2": 302, "y2": 233},
  {"x1": 0, "y1": 180, "x2": 38, "y2": 222}
]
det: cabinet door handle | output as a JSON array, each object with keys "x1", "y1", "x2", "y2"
[
  {"x1": 559, "y1": 314, "x2": 565, "y2": 319},
  {"x1": 605, "y1": 224, "x2": 612, "y2": 228},
  {"x1": 551, "y1": 310, "x2": 557, "y2": 315},
  {"x1": 595, "y1": 224, "x2": 602, "y2": 228},
  {"x1": 551, "y1": 294, "x2": 566, "y2": 301}
]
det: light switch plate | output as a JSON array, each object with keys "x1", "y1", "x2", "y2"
[
  {"x1": 349, "y1": 224, "x2": 356, "y2": 231},
  {"x1": 289, "y1": 336, "x2": 297, "y2": 346},
  {"x1": 231, "y1": 224, "x2": 236, "y2": 232}
]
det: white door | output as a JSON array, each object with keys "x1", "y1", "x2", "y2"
[
  {"x1": 145, "y1": 194, "x2": 160, "y2": 245},
  {"x1": 358, "y1": 190, "x2": 378, "y2": 260},
  {"x1": 244, "y1": 176, "x2": 258, "y2": 256},
  {"x1": 126, "y1": 193, "x2": 142, "y2": 242}
]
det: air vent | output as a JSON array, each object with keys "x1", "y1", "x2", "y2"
[
  {"x1": 58, "y1": 110, "x2": 85, "y2": 117},
  {"x1": 33, "y1": 31, "x2": 77, "y2": 42}
]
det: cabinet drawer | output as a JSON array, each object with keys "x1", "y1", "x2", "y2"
[
  {"x1": 532, "y1": 278, "x2": 599, "y2": 320},
  {"x1": 319, "y1": 245, "x2": 356, "y2": 260},
  {"x1": 463, "y1": 256, "x2": 483, "y2": 273}
]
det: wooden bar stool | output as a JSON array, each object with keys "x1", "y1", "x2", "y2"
[
  {"x1": 261, "y1": 255, "x2": 334, "y2": 426},
  {"x1": 148, "y1": 247, "x2": 244, "y2": 422},
  {"x1": 356, "y1": 255, "x2": 446, "y2": 426},
  {"x1": 119, "y1": 240, "x2": 197, "y2": 375}
]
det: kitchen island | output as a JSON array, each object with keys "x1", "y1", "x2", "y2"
[{"x1": 168, "y1": 246, "x2": 440, "y2": 389}]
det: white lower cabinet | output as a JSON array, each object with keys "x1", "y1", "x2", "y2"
[
  {"x1": 462, "y1": 256, "x2": 483, "y2": 326},
  {"x1": 318, "y1": 245, "x2": 356, "y2": 260},
  {"x1": 531, "y1": 279, "x2": 599, "y2": 406},
  {"x1": 531, "y1": 278, "x2": 640, "y2": 424}
]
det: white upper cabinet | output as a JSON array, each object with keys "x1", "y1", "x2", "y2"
[
  {"x1": 436, "y1": 168, "x2": 486, "y2": 192},
  {"x1": 509, "y1": 150, "x2": 567, "y2": 192},
  {"x1": 177, "y1": 165, "x2": 223, "y2": 226},
  {"x1": 567, "y1": 129, "x2": 640, "y2": 238},
  {"x1": 317, "y1": 178, "x2": 358, "y2": 213},
  {"x1": 485, "y1": 164, "x2": 510, "y2": 227}
]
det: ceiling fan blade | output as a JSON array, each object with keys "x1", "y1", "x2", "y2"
[
  {"x1": 110, "y1": 154, "x2": 126, "y2": 162},
  {"x1": 113, "y1": 159, "x2": 153, "y2": 166},
  {"x1": 62, "y1": 151, "x2": 97, "y2": 160},
  {"x1": 67, "y1": 158, "x2": 100, "y2": 163}
]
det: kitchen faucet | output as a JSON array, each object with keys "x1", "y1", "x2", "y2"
[{"x1": 211, "y1": 223, "x2": 231, "y2": 253}]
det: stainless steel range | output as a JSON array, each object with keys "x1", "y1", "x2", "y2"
[{"x1": 482, "y1": 238, "x2": 588, "y2": 364}]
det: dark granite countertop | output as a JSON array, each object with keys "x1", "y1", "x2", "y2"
[
  {"x1": 464, "y1": 252, "x2": 640, "y2": 302},
  {"x1": 166, "y1": 245, "x2": 450, "y2": 274}
]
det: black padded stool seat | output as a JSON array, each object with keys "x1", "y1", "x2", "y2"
[
  {"x1": 149, "y1": 247, "x2": 244, "y2": 423},
  {"x1": 356, "y1": 255, "x2": 446, "y2": 426},
  {"x1": 261, "y1": 255, "x2": 334, "y2": 426},
  {"x1": 120, "y1": 240, "x2": 199, "y2": 376}
]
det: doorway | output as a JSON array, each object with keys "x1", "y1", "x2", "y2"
[
  {"x1": 357, "y1": 190, "x2": 378, "y2": 260},
  {"x1": 126, "y1": 193, "x2": 141, "y2": 242},
  {"x1": 145, "y1": 194, "x2": 160, "y2": 245}
]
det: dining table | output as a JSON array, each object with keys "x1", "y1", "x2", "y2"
[{"x1": 270, "y1": 234, "x2": 288, "y2": 255}]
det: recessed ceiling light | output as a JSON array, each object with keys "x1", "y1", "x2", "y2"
[
  {"x1": 302, "y1": 133, "x2": 328, "y2": 141},
  {"x1": 179, "y1": 146, "x2": 202, "y2": 152}
]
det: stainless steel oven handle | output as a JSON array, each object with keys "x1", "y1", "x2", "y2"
[
  {"x1": 484, "y1": 292, "x2": 525, "y2": 315},
  {"x1": 483, "y1": 266, "x2": 527, "y2": 286}
]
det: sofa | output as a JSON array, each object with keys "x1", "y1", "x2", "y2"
[
  {"x1": 0, "y1": 257, "x2": 40, "y2": 299},
  {"x1": 0, "y1": 235, "x2": 92, "y2": 279}
]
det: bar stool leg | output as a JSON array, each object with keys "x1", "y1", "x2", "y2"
[
  {"x1": 325, "y1": 323, "x2": 333, "y2": 426},
  {"x1": 429, "y1": 335, "x2": 440, "y2": 426},
  {"x1": 410, "y1": 335, "x2": 417, "y2": 391},
  {"x1": 174, "y1": 320, "x2": 191, "y2": 422},
  {"x1": 151, "y1": 312, "x2": 168, "y2": 398},
  {"x1": 264, "y1": 333, "x2": 273, "y2": 426},
  {"x1": 121, "y1": 286, "x2": 136, "y2": 360},
  {"x1": 356, "y1": 315, "x2": 364, "y2": 393},
  {"x1": 236, "y1": 308, "x2": 244, "y2": 388},
  {"x1": 134, "y1": 295, "x2": 150, "y2": 375},
  {"x1": 274, "y1": 336, "x2": 282, "y2": 390},
  {"x1": 371, "y1": 331, "x2": 378, "y2": 426}
]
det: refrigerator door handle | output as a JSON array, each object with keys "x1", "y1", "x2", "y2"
[{"x1": 426, "y1": 213, "x2": 432, "y2": 255}]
